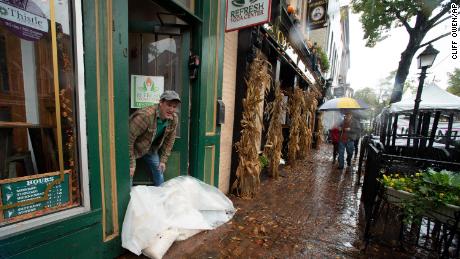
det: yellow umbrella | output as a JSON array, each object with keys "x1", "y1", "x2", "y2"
[{"x1": 318, "y1": 97, "x2": 369, "y2": 111}]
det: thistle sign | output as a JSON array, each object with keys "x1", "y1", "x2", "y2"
[
  {"x1": 0, "y1": 1, "x2": 49, "y2": 41},
  {"x1": 225, "y1": 0, "x2": 271, "y2": 32}
]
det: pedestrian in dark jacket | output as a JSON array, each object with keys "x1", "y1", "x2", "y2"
[{"x1": 337, "y1": 112, "x2": 361, "y2": 170}]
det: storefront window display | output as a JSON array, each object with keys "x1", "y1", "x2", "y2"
[{"x1": 0, "y1": 0, "x2": 83, "y2": 226}]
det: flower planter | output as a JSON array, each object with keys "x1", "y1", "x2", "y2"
[
  {"x1": 384, "y1": 187, "x2": 460, "y2": 226},
  {"x1": 426, "y1": 203, "x2": 460, "y2": 226},
  {"x1": 385, "y1": 187, "x2": 414, "y2": 204}
]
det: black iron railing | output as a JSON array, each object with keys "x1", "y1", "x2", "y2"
[{"x1": 361, "y1": 140, "x2": 460, "y2": 257}]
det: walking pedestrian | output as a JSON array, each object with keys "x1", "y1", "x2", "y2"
[
  {"x1": 128, "y1": 90, "x2": 181, "y2": 186},
  {"x1": 337, "y1": 112, "x2": 361, "y2": 170},
  {"x1": 330, "y1": 127, "x2": 339, "y2": 163}
]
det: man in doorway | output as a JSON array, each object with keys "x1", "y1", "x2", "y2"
[
  {"x1": 337, "y1": 112, "x2": 361, "y2": 170},
  {"x1": 129, "y1": 90, "x2": 180, "y2": 186}
]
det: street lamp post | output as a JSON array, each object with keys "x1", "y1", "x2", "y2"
[{"x1": 410, "y1": 44, "x2": 439, "y2": 146}]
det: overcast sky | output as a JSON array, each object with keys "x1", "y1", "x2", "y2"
[{"x1": 347, "y1": 9, "x2": 459, "y2": 92}]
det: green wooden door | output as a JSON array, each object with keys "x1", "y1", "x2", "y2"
[{"x1": 128, "y1": 0, "x2": 190, "y2": 183}]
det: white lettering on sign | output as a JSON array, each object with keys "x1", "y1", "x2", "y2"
[
  {"x1": 0, "y1": 2, "x2": 49, "y2": 33},
  {"x1": 26, "y1": 176, "x2": 54, "y2": 186}
]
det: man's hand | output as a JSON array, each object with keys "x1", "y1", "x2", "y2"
[
  {"x1": 158, "y1": 162, "x2": 166, "y2": 173},
  {"x1": 130, "y1": 167, "x2": 135, "y2": 177}
]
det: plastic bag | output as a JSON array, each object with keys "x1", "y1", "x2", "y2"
[{"x1": 122, "y1": 176, "x2": 235, "y2": 258}]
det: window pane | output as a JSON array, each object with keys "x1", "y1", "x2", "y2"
[
  {"x1": 129, "y1": 32, "x2": 183, "y2": 137},
  {"x1": 0, "y1": 0, "x2": 81, "y2": 226}
]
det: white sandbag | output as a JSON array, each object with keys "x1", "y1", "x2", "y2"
[
  {"x1": 142, "y1": 228, "x2": 179, "y2": 259},
  {"x1": 122, "y1": 176, "x2": 235, "y2": 258}
]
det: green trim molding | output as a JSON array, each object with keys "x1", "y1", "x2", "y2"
[{"x1": 189, "y1": 0, "x2": 225, "y2": 186}]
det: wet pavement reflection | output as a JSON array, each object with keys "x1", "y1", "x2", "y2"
[{"x1": 122, "y1": 144, "x2": 412, "y2": 258}]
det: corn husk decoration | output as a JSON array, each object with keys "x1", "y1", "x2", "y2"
[
  {"x1": 316, "y1": 113, "x2": 325, "y2": 145},
  {"x1": 298, "y1": 90, "x2": 310, "y2": 159},
  {"x1": 306, "y1": 90, "x2": 317, "y2": 134},
  {"x1": 287, "y1": 87, "x2": 303, "y2": 164},
  {"x1": 309, "y1": 85, "x2": 324, "y2": 146},
  {"x1": 234, "y1": 51, "x2": 272, "y2": 198},
  {"x1": 263, "y1": 82, "x2": 284, "y2": 179}
]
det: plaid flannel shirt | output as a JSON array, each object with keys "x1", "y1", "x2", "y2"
[{"x1": 128, "y1": 104, "x2": 178, "y2": 171}]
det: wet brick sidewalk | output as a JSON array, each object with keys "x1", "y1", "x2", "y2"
[{"x1": 120, "y1": 144, "x2": 410, "y2": 258}]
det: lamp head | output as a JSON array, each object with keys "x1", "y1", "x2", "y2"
[{"x1": 417, "y1": 44, "x2": 439, "y2": 69}]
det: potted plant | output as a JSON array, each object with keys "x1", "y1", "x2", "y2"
[
  {"x1": 259, "y1": 154, "x2": 269, "y2": 173},
  {"x1": 380, "y1": 169, "x2": 460, "y2": 225}
]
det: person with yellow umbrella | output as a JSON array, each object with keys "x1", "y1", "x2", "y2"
[
  {"x1": 336, "y1": 112, "x2": 361, "y2": 169},
  {"x1": 319, "y1": 97, "x2": 368, "y2": 170}
]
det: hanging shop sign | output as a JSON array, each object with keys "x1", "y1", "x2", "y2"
[
  {"x1": 303, "y1": 66, "x2": 316, "y2": 84},
  {"x1": 285, "y1": 47, "x2": 298, "y2": 65},
  {"x1": 307, "y1": 0, "x2": 328, "y2": 30},
  {"x1": 0, "y1": 172, "x2": 70, "y2": 222},
  {"x1": 225, "y1": 0, "x2": 272, "y2": 32},
  {"x1": 334, "y1": 86, "x2": 344, "y2": 97},
  {"x1": 131, "y1": 75, "x2": 164, "y2": 108},
  {"x1": 0, "y1": 0, "x2": 49, "y2": 41}
]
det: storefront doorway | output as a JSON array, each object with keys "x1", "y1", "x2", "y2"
[{"x1": 128, "y1": 0, "x2": 190, "y2": 183}]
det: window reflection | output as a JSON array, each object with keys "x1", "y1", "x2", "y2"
[
  {"x1": 129, "y1": 33, "x2": 183, "y2": 136},
  {"x1": 0, "y1": 0, "x2": 80, "y2": 226}
]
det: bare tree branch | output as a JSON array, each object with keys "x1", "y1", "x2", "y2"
[
  {"x1": 419, "y1": 32, "x2": 451, "y2": 48},
  {"x1": 431, "y1": 15, "x2": 451, "y2": 28},
  {"x1": 394, "y1": 11, "x2": 413, "y2": 32},
  {"x1": 425, "y1": 3, "x2": 451, "y2": 30}
]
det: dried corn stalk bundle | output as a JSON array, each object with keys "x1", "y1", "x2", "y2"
[
  {"x1": 315, "y1": 113, "x2": 325, "y2": 145},
  {"x1": 304, "y1": 88, "x2": 322, "y2": 149},
  {"x1": 311, "y1": 84, "x2": 323, "y2": 99},
  {"x1": 298, "y1": 90, "x2": 310, "y2": 159},
  {"x1": 303, "y1": 90, "x2": 319, "y2": 155},
  {"x1": 310, "y1": 85, "x2": 324, "y2": 146},
  {"x1": 263, "y1": 82, "x2": 284, "y2": 179},
  {"x1": 287, "y1": 87, "x2": 303, "y2": 164},
  {"x1": 234, "y1": 51, "x2": 272, "y2": 198},
  {"x1": 305, "y1": 90, "x2": 318, "y2": 113}
]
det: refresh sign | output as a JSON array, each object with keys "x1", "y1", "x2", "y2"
[{"x1": 225, "y1": 0, "x2": 271, "y2": 32}]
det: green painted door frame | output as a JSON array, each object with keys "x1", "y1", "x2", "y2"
[
  {"x1": 0, "y1": 0, "x2": 226, "y2": 257},
  {"x1": 128, "y1": 21, "x2": 191, "y2": 182},
  {"x1": 189, "y1": 0, "x2": 225, "y2": 186}
]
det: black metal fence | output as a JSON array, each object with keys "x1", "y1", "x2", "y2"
[{"x1": 360, "y1": 138, "x2": 460, "y2": 257}]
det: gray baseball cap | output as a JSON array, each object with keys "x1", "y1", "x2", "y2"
[{"x1": 160, "y1": 90, "x2": 181, "y2": 103}]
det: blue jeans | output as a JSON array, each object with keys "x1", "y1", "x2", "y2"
[
  {"x1": 140, "y1": 152, "x2": 164, "y2": 186},
  {"x1": 338, "y1": 140, "x2": 355, "y2": 169}
]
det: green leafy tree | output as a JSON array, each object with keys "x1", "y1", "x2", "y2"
[
  {"x1": 316, "y1": 46, "x2": 330, "y2": 73},
  {"x1": 447, "y1": 68, "x2": 460, "y2": 96},
  {"x1": 354, "y1": 87, "x2": 380, "y2": 118},
  {"x1": 354, "y1": 87, "x2": 379, "y2": 107},
  {"x1": 352, "y1": 0, "x2": 456, "y2": 104}
]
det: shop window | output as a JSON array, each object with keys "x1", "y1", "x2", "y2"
[{"x1": 0, "y1": 0, "x2": 84, "y2": 227}]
